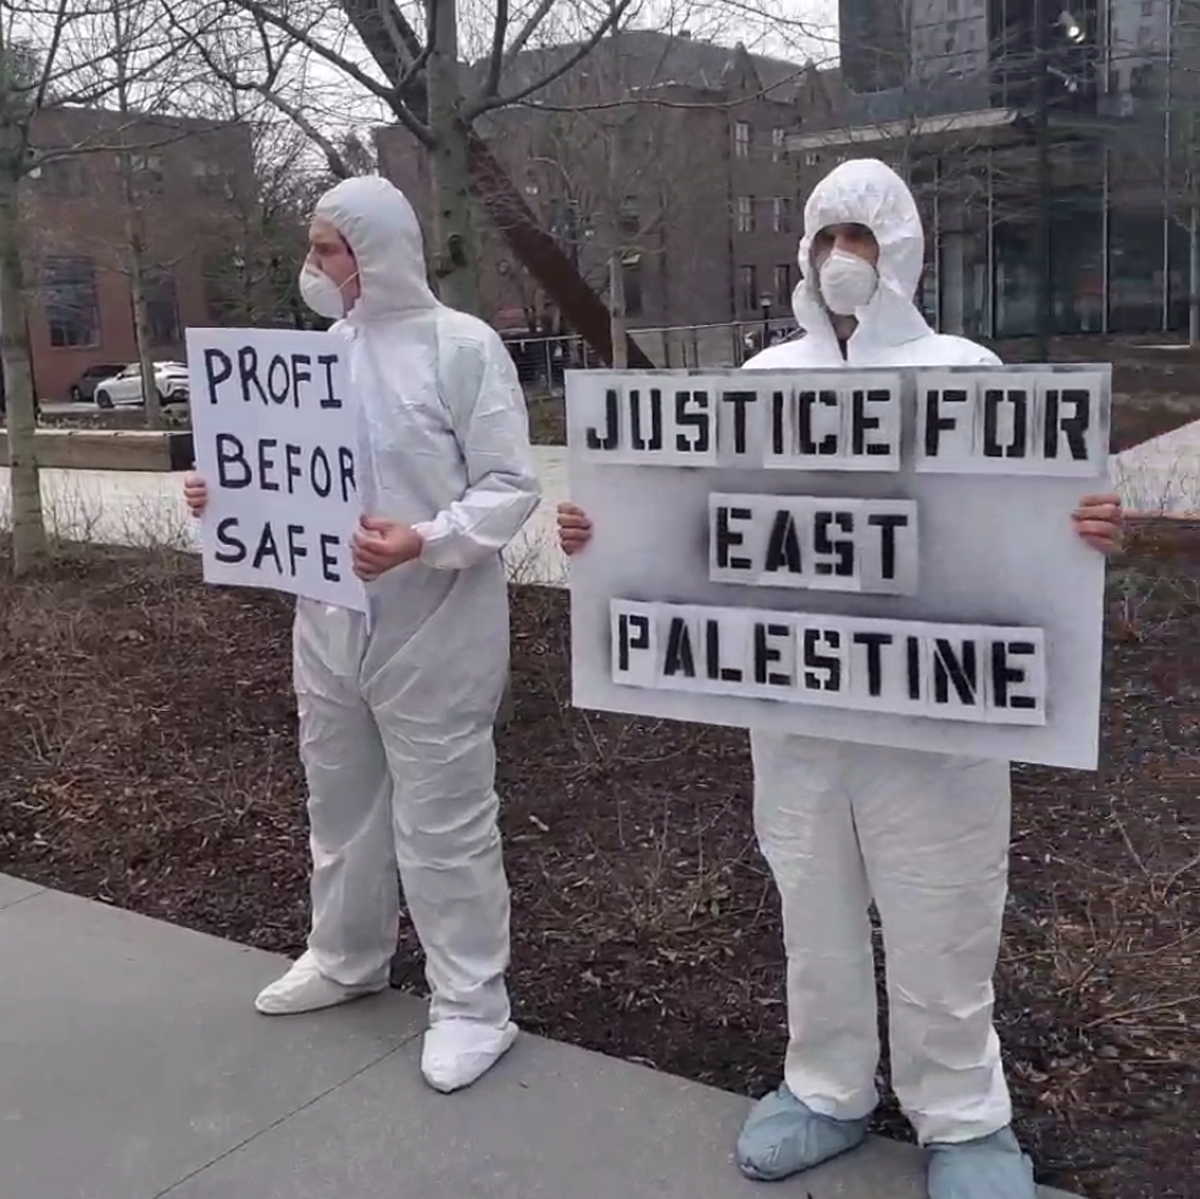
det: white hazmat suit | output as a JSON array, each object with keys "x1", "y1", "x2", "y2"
[
  {"x1": 254, "y1": 177, "x2": 541, "y2": 1096},
  {"x1": 735, "y1": 160, "x2": 1033, "y2": 1198}
]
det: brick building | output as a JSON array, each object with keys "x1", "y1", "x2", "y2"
[
  {"x1": 376, "y1": 31, "x2": 842, "y2": 337},
  {"x1": 20, "y1": 107, "x2": 254, "y2": 402}
]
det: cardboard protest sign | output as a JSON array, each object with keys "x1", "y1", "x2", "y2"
[
  {"x1": 567, "y1": 365, "x2": 1111, "y2": 770},
  {"x1": 186, "y1": 327, "x2": 367, "y2": 612}
]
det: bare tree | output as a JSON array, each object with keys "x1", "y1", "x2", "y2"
[
  {"x1": 169, "y1": 0, "x2": 786, "y2": 365},
  {"x1": 0, "y1": 0, "x2": 187, "y2": 574}
]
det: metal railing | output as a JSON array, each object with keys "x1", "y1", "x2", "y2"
[{"x1": 501, "y1": 318, "x2": 799, "y2": 391}]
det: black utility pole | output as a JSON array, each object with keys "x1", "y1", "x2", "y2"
[{"x1": 1032, "y1": 0, "x2": 1053, "y2": 358}]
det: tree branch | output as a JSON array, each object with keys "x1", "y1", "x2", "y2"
[
  {"x1": 481, "y1": 0, "x2": 510, "y2": 101},
  {"x1": 465, "y1": 0, "x2": 640, "y2": 119},
  {"x1": 499, "y1": 0, "x2": 554, "y2": 77}
]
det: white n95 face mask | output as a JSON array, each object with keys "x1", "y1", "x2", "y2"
[
  {"x1": 299, "y1": 264, "x2": 348, "y2": 320},
  {"x1": 818, "y1": 248, "x2": 879, "y2": 316}
]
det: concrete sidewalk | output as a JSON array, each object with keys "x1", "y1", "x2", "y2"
[
  {"x1": 2, "y1": 426, "x2": 1199, "y2": 580},
  {"x1": 0, "y1": 445, "x2": 570, "y2": 585},
  {"x1": 0, "y1": 874, "x2": 1074, "y2": 1199}
]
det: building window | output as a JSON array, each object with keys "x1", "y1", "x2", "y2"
[
  {"x1": 192, "y1": 159, "x2": 234, "y2": 200},
  {"x1": 739, "y1": 264, "x2": 759, "y2": 313},
  {"x1": 44, "y1": 256, "x2": 100, "y2": 348},
  {"x1": 734, "y1": 122, "x2": 751, "y2": 159},
  {"x1": 775, "y1": 263, "x2": 793, "y2": 306},
  {"x1": 144, "y1": 269, "x2": 181, "y2": 346},
  {"x1": 772, "y1": 197, "x2": 790, "y2": 234},
  {"x1": 736, "y1": 195, "x2": 755, "y2": 234},
  {"x1": 35, "y1": 155, "x2": 87, "y2": 198},
  {"x1": 619, "y1": 196, "x2": 640, "y2": 239},
  {"x1": 804, "y1": 151, "x2": 822, "y2": 167},
  {"x1": 772, "y1": 127, "x2": 787, "y2": 162},
  {"x1": 127, "y1": 152, "x2": 164, "y2": 194}
]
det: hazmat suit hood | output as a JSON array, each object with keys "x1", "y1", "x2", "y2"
[
  {"x1": 793, "y1": 158, "x2": 932, "y2": 350},
  {"x1": 314, "y1": 176, "x2": 439, "y2": 322}
]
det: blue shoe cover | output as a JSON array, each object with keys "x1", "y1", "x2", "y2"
[
  {"x1": 927, "y1": 1126, "x2": 1037, "y2": 1199},
  {"x1": 736, "y1": 1084, "x2": 870, "y2": 1182}
]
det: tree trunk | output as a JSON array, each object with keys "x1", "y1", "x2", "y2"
[
  {"x1": 1190, "y1": 203, "x2": 1199, "y2": 347},
  {"x1": 118, "y1": 150, "x2": 163, "y2": 431},
  {"x1": 0, "y1": 174, "x2": 47, "y2": 574},
  {"x1": 128, "y1": 219, "x2": 163, "y2": 431},
  {"x1": 609, "y1": 251, "x2": 628, "y2": 370},
  {"x1": 340, "y1": 0, "x2": 653, "y2": 366},
  {"x1": 426, "y1": 0, "x2": 478, "y2": 314}
]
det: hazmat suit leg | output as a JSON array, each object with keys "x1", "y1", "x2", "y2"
[
  {"x1": 364, "y1": 568, "x2": 516, "y2": 1093},
  {"x1": 852, "y1": 746, "x2": 1013, "y2": 1147},
  {"x1": 256, "y1": 605, "x2": 398, "y2": 1015},
  {"x1": 736, "y1": 733, "x2": 878, "y2": 1180}
]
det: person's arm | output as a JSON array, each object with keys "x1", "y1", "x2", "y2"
[{"x1": 412, "y1": 333, "x2": 541, "y2": 570}]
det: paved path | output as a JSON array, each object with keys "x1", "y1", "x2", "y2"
[
  {"x1": 0, "y1": 445, "x2": 571, "y2": 585},
  {"x1": 0, "y1": 874, "x2": 1074, "y2": 1199},
  {"x1": 2, "y1": 423, "x2": 1196, "y2": 577}
]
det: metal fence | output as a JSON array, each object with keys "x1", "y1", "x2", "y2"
[{"x1": 502, "y1": 318, "x2": 799, "y2": 391}]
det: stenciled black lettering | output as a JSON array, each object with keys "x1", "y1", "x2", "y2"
[
  {"x1": 906, "y1": 634, "x2": 923, "y2": 700},
  {"x1": 763, "y1": 509, "x2": 802, "y2": 575},
  {"x1": 215, "y1": 432, "x2": 251, "y2": 489},
  {"x1": 982, "y1": 388, "x2": 1028, "y2": 459},
  {"x1": 814, "y1": 510, "x2": 855, "y2": 577},
  {"x1": 663, "y1": 617, "x2": 696, "y2": 678},
  {"x1": 924, "y1": 387, "x2": 966, "y2": 457},
  {"x1": 285, "y1": 524, "x2": 308, "y2": 576},
  {"x1": 797, "y1": 390, "x2": 839, "y2": 456},
  {"x1": 618, "y1": 612, "x2": 652, "y2": 674},
  {"x1": 866, "y1": 512, "x2": 909, "y2": 581},
  {"x1": 715, "y1": 506, "x2": 752, "y2": 571},
  {"x1": 991, "y1": 640, "x2": 1037, "y2": 710},
  {"x1": 753, "y1": 622, "x2": 791, "y2": 687},
  {"x1": 629, "y1": 388, "x2": 664, "y2": 453},
  {"x1": 853, "y1": 631, "x2": 893, "y2": 697},
  {"x1": 802, "y1": 627, "x2": 842, "y2": 692},
  {"x1": 933, "y1": 637, "x2": 979, "y2": 706},
  {"x1": 1046, "y1": 387, "x2": 1091, "y2": 461},
  {"x1": 721, "y1": 390, "x2": 756, "y2": 455},
  {"x1": 586, "y1": 390, "x2": 621, "y2": 451},
  {"x1": 214, "y1": 517, "x2": 246, "y2": 563},
  {"x1": 674, "y1": 391, "x2": 711, "y2": 454},
  {"x1": 851, "y1": 389, "x2": 893, "y2": 456},
  {"x1": 771, "y1": 391, "x2": 786, "y2": 456},
  {"x1": 203, "y1": 348, "x2": 233, "y2": 405},
  {"x1": 705, "y1": 619, "x2": 743, "y2": 682}
]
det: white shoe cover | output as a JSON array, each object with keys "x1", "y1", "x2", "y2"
[
  {"x1": 420, "y1": 1019, "x2": 519, "y2": 1093},
  {"x1": 254, "y1": 951, "x2": 388, "y2": 1016}
]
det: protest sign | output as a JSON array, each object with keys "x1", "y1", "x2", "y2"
[
  {"x1": 567, "y1": 364, "x2": 1111, "y2": 769},
  {"x1": 186, "y1": 326, "x2": 367, "y2": 612}
]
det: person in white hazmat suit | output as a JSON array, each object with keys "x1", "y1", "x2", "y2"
[
  {"x1": 185, "y1": 176, "x2": 541, "y2": 1094},
  {"x1": 557, "y1": 159, "x2": 1123, "y2": 1198}
]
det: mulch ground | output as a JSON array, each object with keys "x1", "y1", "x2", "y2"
[{"x1": 1, "y1": 521, "x2": 1197, "y2": 1198}]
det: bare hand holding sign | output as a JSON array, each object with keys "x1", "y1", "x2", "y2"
[
  {"x1": 567, "y1": 365, "x2": 1112, "y2": 770},
  {"x1": 186, "y1": 327, "x2": 368, "y2": 612}
]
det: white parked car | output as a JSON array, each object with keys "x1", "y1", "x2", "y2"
[{"x1": 94, "y1": 361, "x2": 190, "y2": 409}]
